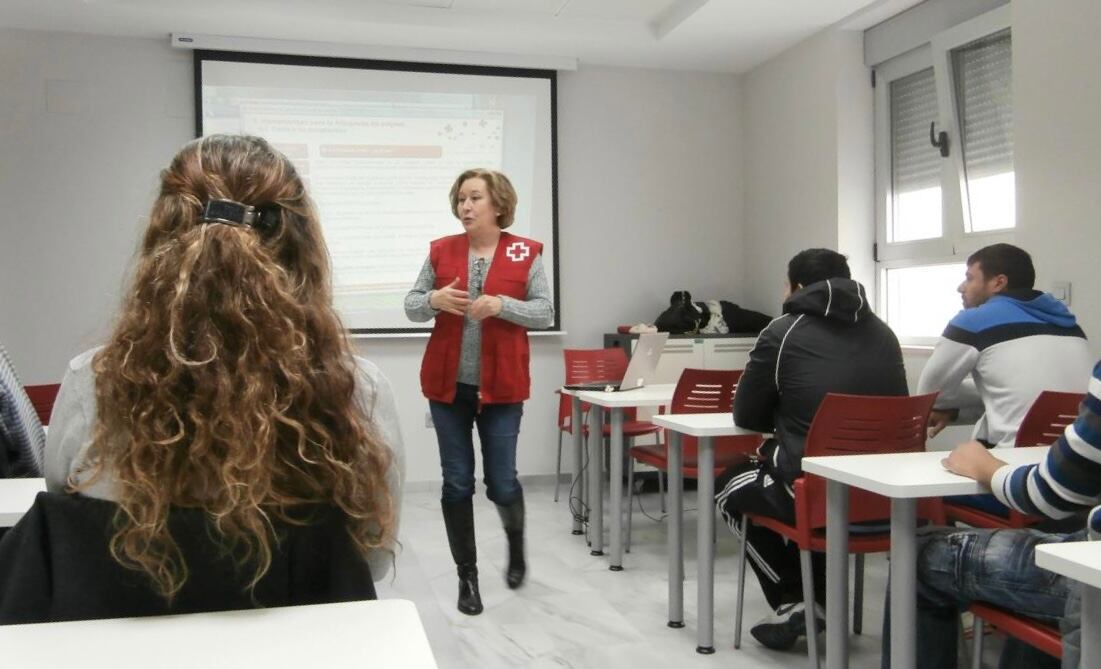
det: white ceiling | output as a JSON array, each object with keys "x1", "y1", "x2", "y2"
[{"x1": 0, "y1": 0, "x2": 925, "y2": 73}]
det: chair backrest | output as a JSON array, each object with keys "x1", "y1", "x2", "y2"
[
  {"x1": 671, "y1": 368, "x2": 742, "y2": 414},
  {"x1": 564, "y1": 347, "x2": 628, "y2": 385},
  {"x1": 559, "y1": 348, "x2": 630, "y2": 428},
  {"x1": 23, "y1": 384, "x2": 61, "y2": 426},
  {"x1": 801, "y1": 392, "x2": 938, "y2": 529},
  {"x1": 671, "y1": 368, "x2": 757, "y2": 459},
  {"x1": 1015, "y1": 390, "x2": 1085, "y2": 448}
]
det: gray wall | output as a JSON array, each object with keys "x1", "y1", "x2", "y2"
[
  {"x1": 738, "y1": 28, "x2": 873, "y2": 314},
  {"x1": 0, "y1": 30, "x2": 744, "y2": 483},
  {"x1": 1013, "y1": 0, "x2": 1101, "y2": 355}
]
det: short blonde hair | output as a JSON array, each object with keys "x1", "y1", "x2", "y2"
[{"x1": 449, "y1": 168, "x2": 517, "y2": 229}]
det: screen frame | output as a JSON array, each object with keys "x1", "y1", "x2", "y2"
[{"x1": 193, "y1": 49, "x2": 561, "y2": 334}]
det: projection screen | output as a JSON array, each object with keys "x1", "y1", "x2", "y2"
[{"x1": 195, "y1": 50, "x2": 559, "y2": 333}]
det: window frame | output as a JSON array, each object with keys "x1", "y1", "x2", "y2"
[{"x1": 873, "y1": 5, "x2": 1013, "y2": 345}]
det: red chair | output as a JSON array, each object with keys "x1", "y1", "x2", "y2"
[
  {"x1": 970, "y1": 602, "x2": 1062, "y2": 663},
  {"x1": 734, "y1": 392, "x2": 942, "y2": 669},
  {"x1": 943, "y1": 390, "x2": 1085, "y2": 530},
  {"x1": 554, "y1": 348, "x2": 661, "y2": 502},
  {"x1": 23, "y1": 383, "x2": 61, "y2": 426},
  {"x1": 625, "y1": 368, "x2": 763, "y2": 551}
]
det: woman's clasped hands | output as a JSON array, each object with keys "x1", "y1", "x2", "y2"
[{"x1": 430, "y1": 277, "x2": 502, "y2": 321}]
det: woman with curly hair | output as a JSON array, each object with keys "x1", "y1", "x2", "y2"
[{"x1": 27, "y1": 134, "x2": 402, "y2": 612}]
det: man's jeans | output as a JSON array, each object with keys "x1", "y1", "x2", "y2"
[
  {"x1": 430, "y1": 383, "x2": 524, "y2": 506},
  {"x1": 882, "y1": 526, "x2": 1084, "y2": 669}
]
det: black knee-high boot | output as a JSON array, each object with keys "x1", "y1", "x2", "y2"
[
  {"x1": 441, "y1": 499, "x2": 483, "y2": 615},
  {"x1": 496, "y1": 492, "x2": 526, "y2": 589}
]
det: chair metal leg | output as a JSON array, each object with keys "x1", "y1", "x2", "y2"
[
  {"x1": 853, "y1": 553, "x2": 864, "y2": 635},
  {"x1": 734, "y1": 516, "x2": 749, "y2": 649},
  {"x1": 971, "y1": 616, "x2": 984, "y2": 669},
  {"x1": 800, "y1": 549, "x2": 821, "y2": 669},
  {"x1": 554, "y1": 429, "x2": 564, "y2": 502},
  {"x1": 659, "y1": 471, "x2": 667, "y2": 513},
  {"x1": 626, "y1": 458, "x2": 635, "y2": 553}
]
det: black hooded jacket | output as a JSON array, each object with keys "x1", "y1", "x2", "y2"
[{"x1": 733, "y1": 278, "x2": 907, "y2": 485}]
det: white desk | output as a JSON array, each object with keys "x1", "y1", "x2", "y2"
[
  {"x1": 650, "y1": 412, "x2": 760, "y2": 654},
  {"x1": 0, "y1": 599, "x2": 438, "y2": 668},
  {"x1": 1036, "y1": 541, "x2": 1101, "y2": 667},
  {"x1": 802, "y1": 446, "x2": 1049, "y2": 669},
  {"x1": 0, "y1": 477, "x2": 46, "y2": 527},
  {"x1": 575, "y1": 384, "x2": 675, "y2": 569}
]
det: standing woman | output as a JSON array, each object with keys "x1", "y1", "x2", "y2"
[{"x1": 405, "y1": 168, "x2": 553, "y2": 615}]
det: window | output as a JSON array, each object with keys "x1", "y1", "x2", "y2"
[{"x1": 874, "y1": 6, "x2": 1012, "y2": 344}]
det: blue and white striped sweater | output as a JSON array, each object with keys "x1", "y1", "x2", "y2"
[
  {"x1": 991, "y1": 360, "x2": 1101, "y2": 539},
  {"x1": 0, "y1": 342, "x2": 45, "y2": 476}
]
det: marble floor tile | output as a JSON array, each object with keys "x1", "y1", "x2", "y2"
[{"x1": 377, "y1": 478, "x2": 1002, "y2": 668}]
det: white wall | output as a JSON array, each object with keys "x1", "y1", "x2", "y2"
[
  {"x1": 0, "y1": 29, "x2": 195, "y2": 380},
  {"x1": 1012, "y1": 0, "x2": 1101, "y2": 358},
  {"x1": 737, "y1": 0, "x2": 1101, "y2": 436},
  {"x1": 739, "y1": 28, "x2": 872, "y2": 314},
  {"x1": 0, "y1": 30, "x2": 744, "y2": 483}
]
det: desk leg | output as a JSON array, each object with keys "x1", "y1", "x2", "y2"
[
  {"x1": 667, "y1": 431, "x2": 685, "y2": 628},
  {"x1": 570, "y1": 397, "x2": 584, "y2": 535},
  {"x1": 696, "y1": 436, "x2": 716, "y2": 654},
  {"x1": 1082, "y1": 585, "x2": 1099, "y2": 668},
  {"x1": 825, "y1": 480, "x2": 850, "y2": 669},
  {"x1": 588, "y1": 404, "x2": 604, "y2": 556},
  {"x1": 609, "y1": 407, "x2": 625, "y2": 571},
  {"x1": 889, "y1": 498, "x2": 917, "y2": 669}
]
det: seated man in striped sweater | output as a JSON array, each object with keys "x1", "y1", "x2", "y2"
[
  {"x1": 883, "y1": 360, "x2": 1101, "y2": 669},
  {"x1": 0, "y1": 341, "x2": 45, "y2": 478}
]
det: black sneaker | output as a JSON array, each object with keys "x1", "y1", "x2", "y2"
[{"x1": 750, "y1": 602, "x2": 825, "y2": 651}]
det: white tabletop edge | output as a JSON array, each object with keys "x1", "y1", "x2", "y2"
[
  {"x1": 650, "y1": 413, "x2": 761, "y2": 437},
  {"x1": 0, "y1": 477, "x2": 47, "y2": 527},
  {"x1": 801, "y1": 447, "x2": 1049, "y2": 498},
  {"x1": 573, "y1": 384, "x2": 676, "y2": 407},
  {"x1": 0, "y1": 598, "x2": 438, "y2": 668},
  {"x1": 1035, "y1": 542, "x2": 1101, "y2": 590}
]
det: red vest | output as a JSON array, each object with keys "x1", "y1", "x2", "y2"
[{"x1": 420, "y1": 231, "x2": 543, "y2": 404}]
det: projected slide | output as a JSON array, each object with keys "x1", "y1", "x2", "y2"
[{"x1": 197, "y1": 53, "x2": 558, "y2": 333}]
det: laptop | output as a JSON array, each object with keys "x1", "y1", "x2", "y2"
[{"x1": 563, "y1": 332, "x2": 669, "y2": 392}]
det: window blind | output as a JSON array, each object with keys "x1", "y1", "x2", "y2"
[
  {"x1": 952, "y1": 29, "x2": 1013, "y2": 179},
  {"x1": 890, "y1": 66, "x2": 941, "y2": 194}
]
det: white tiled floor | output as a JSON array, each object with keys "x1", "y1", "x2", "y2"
[{"x1": 375, "y1": 477, "x2": 972, "y2": 669}]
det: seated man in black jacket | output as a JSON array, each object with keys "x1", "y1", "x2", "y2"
[{"x1": 716, "y1": 248, "x2": 907, "y2": 651}]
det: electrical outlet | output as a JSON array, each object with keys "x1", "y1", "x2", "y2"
[
  {"x1": 1052, "y1": 281, "x2": 1072, "y2": 305},
  {"x1": 424, "y1": 411, "x2": 434, "y2": 428}
]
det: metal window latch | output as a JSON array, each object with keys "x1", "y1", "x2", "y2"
[{"x1": 930, "y1": 122, "x2": 950, "y2": 157}]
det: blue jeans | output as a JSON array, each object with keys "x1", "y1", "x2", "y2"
[
  {"x1": 882, "y1": 527, "x2": 1084, "y2": 668},
  {"x1": 430, "y1": 383, "x2": 524, "y2": 506}
]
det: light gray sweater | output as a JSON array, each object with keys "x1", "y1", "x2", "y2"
[{"x1": 44, "y1": 348, "x2": 405, "y2": 582}]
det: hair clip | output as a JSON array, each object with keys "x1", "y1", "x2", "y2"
[
  {"x1": 201, "y1": 199, "x2": 281, "y2": 234},
  {"x1": 201, "y1": 199, "x2": 256, "y2": 227}
]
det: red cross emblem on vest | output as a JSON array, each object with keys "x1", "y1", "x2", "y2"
[{"x1": 505, "y1": 241, "x2": 531, "y2": 262}]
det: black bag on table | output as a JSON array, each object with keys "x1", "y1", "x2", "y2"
[{"x1": 655, "y1": 290, "x2": 703, "y2": 335}]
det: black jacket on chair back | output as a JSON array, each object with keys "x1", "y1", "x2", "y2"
[
  {"x1": 733, "y1": 278, "x2": 907, "y2": 486},
  {"x1": 0, "y1": 492, "x2": 376, "y2": 625}
]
